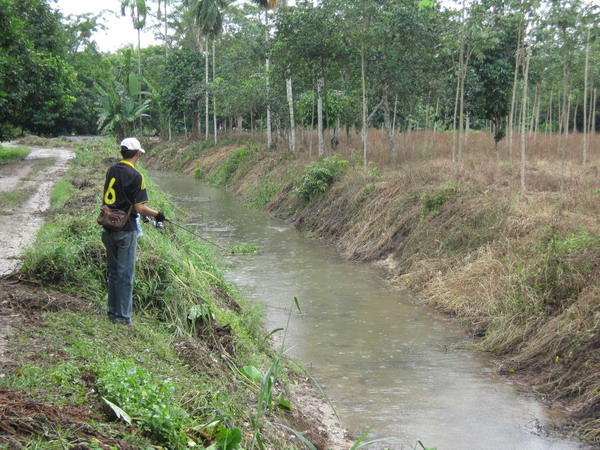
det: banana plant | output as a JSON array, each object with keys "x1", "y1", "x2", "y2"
[{"x1": 95, "y1": 74, "x2": 151, "y2": 140}]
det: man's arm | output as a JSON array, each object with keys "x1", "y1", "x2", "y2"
[{"x1": 135, "y1": 203, "x2": 165, "y2": 222}]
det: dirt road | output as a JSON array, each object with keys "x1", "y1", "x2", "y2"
[{"x1": 0, "y1": 145, "x2": 74, "y2": 276}]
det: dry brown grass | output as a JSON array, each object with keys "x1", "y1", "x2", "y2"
[{"x1": 154, "y1": 128, "x2": 600, "y2": 442}]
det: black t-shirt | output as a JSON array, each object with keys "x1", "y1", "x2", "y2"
[{"x1": 102, "y1": 161, "x2": 149, "y2": 232}]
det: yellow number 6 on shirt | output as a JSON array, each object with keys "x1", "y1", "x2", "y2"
[{"x1": 104, "y1": 178, "x2": 117, "y2": 204}]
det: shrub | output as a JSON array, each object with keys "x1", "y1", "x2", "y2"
[
  {"x1": 295, "y1": 155, "x2": 350, "y2": 202},
  {"x1": 96, "y1": 358, "x2": 189, "y2": 446},
  {"x1": 210, "y1": 148, "x2": 249, "y2": 185},
  {"x1": 420, "y1": 182, "x2": 457, "y2": 217}
]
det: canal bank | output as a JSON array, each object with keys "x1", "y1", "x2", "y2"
[
  {"x1": 145, "y1": 137, "x2": 600, "y2": 446},
  {"x1": 0, "y1": 139, "x2": 353, "y2": 449},
  {"x1": 152, "y1": 170, "x2": 586, "y2": 449}
]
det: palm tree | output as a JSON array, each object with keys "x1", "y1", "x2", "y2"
[
  {"x1": 196, "y1": 0, "x2": 227, "y2": 144},
  {"x1": 186, "y1": 0, "x2": 227, "y2": 142},
  {"x1": 121, "y1": 0, "x2": 148, "y2": 132},
  {"x1": 251, "y1": 0, "x2": 283, "y2": 148},
  {"x1": 95, "y1": 74, "x2": 151, "y2": 140},
  {"x1": 120, "y1": 0, "x2": 148, "y2": 82}
]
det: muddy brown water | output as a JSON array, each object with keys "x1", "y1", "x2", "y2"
[{"x1": 153, "y1": 172, "x2": 584, "y2": 450}]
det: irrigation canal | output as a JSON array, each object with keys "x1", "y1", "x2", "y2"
[{"x1": 153, "y1": 171, "x2": 582, "y2": 450}]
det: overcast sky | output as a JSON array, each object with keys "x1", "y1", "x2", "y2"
[{"x1": 53, "y1": 0, "x2": 159, "y2": 52}]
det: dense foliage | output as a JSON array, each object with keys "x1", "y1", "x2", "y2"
[{"x1": 1, "y1": 0, "x2": 597, "y2": 147}]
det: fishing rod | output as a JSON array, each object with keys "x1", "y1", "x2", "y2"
[{"x1": 161, "y1": 219, "x2": 231, "y2": 252}]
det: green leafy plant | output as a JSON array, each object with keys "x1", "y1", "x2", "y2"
[
  {"x1": 229, "y1": 243, "x2": 259, "y2": 254},
  {"x1": 96, "y1": 358, "x2": 190, "y2": 446},
  {"x1": 194, "y1": 163, "x2": 204, "y2": 179},
  {"x1": 210, "y1": 148, "x2": 250, "y2": 185},
  {"x1": 420, "y1": 182, "x2": 457, "y2": 218},
  {"x1": 295, "y1": 155, "x2": 350, "y2": 202}
]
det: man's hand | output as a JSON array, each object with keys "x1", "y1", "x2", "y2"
[{"x1": 155, "y1": 211, "x2": 166, "y2": 222}]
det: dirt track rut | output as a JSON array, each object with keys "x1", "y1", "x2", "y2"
[{"x1": 0, "y1": 145, "x2": 74, "y2": 276}]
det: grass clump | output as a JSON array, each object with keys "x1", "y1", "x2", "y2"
[
  {"x1": 295, "y1": 155, "x2": 350, "y2": 202},
  {"x1": 208, "y1": 147, "x2": 252, "y2": 186},
  {"x1": 0, "y1": 145, "x2": 30, "y2": 164},
  {"x1": 97, "y1": 358, "x2": 189, "y2": 446},
  {"x1": 419, "y1": 182, "x2": 458, "y2": 218}
]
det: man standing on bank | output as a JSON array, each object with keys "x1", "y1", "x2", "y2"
[{"x1": 101, "y1": 137, "x2": 166, "y2": 325}]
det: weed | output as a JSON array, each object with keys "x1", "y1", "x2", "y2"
[
  {"x1": 419, "y1": 182, "x2": 457, "y2": 218},
  {"x1": 50, "y1": 179, "x2": 76, "y2": 207},
  {"x1": 0, "y1": 187, "x2": 36, "y2": 208},
  {"x1": 209, "y1": 148, "x2": 252, "y2": 186},
  {"x1": 295, "y1": 155, "x2": 350, "y2": 202},
  {"x1": 96, "y1": 358, "x2": 189, "y2": 446},
  {"x1": 229, "y1": 243, "x2": 259, "y2": 254},
  {"x1": 0, "y1": 145, "x2": 30, "y2": 164},
  {"x1": 194, "y1": 163, "x2": 203, "y2": 179}
]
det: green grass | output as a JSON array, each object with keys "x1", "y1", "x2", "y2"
[
  {"x1": 0, "y1": 187, "x2": 36, "y2": 208},
  {"x1": 0, "y1": 145, "x2": 30, "y2": 164},
  {"x1": 4, "y1": 139, "x2": 304, "y2": 449}
]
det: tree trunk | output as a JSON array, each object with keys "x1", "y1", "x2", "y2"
[
  {"x1": 433, "y1": 97, "x2": 440, "y2": 133},
  {"x1": 205, "y1": 36, "x2": 209, "y2": 141},
  {"x1": 286, "y1": 73, "x2": 296, "y2": 151},
  {"x1": 547, "y1": 92, "x2": 553, "y2": 134},
  {"x1": 137, "y1": 28, "x2": 143, "y2": 133},
  {"x1": 456, "y1": 4, "x2": 466, "y2": 178},
  {"x1": 382, "y1": 86, "x2": 397, "y2": 163},
  {"x1": 213, "y1": 38, "x2": 217, "y2": 145},
  {"x1": 360, "y1": 38, "x2": 368, "y2": 172},
  {"x1": 164, "y1": 0, "x2": 168, "y2": 57},
  {"x1": 534, "y1": 87, "x2": 541, "y2": 139},
  {"x1": 508, "y1": 22, "x2": 524, "y2": 162},
  {"x1": 592, "y1": 89, "x2": 597, "y2": 135},
  {"x1": 264, "y1": 9, "x2": 272, "y2": 149},
  {"x1": 452, "y1": 74, "x2": 460, "y2": 164},
  {"x1": 559, "y1": 26, "x2": 570, "y2": 202},
  {"x1": 572, "y1": 92, "x2": 577, "y2": 134},
  {"x1": 317, "y1": 77, "x2": 324, "y2": 157},
  {"x1": 520, "y1": 44, "x2": 531, "y2": 191},
  {"x1": 583, "y1": 28, "x2": 590, "y2": 166}
]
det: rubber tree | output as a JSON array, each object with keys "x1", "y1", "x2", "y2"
[
  {"x1": 272, "y1": 1, "x2": 348, "y2": 155},
  {"x1": 252, "y1": 0, "x2": 282, "y2": 149},
  {"x1": 442, "y1": 0, "x2": 496, "y2": 176},
  {"x1": 471, "y1": 0, "x2": 520, "y2": 151},
  {"x1": 194, "y1": 0, "x2": 227, "y2": 144},
  {"x1": 323, "y1": 0, "x2": 380, "y2": 171}
]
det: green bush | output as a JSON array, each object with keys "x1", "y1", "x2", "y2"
[
  {"x1": 420, "y1": 182, "x2": 457, "y2": 217},
  {"x1": 96, "y1": 358, "x2": 189, "y2": 446},
  {"x1": 295, "y1": 155, "x2": 350, "y2": 202}
]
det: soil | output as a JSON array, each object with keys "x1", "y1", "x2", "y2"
[
  {"x1": 0, "y1": 143, "x2": 354, "y2": 449},
  {"x1": 0, "y1": 144, "x2": 75, "y2": 276}
]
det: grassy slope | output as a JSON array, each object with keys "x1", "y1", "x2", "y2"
[
  {"x1": 0, "y1": 140, "x2": 331, "y2": 449},
  {"x1": 148, "y1": 135, "x2": 600, "y2": 444}
]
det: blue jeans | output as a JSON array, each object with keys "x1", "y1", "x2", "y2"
[{"x1": 102, "y1": 230, "x2": 137, "y2": 323}]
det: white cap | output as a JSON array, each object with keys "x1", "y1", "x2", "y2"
[{"x1": 120, "y1": 137, "x2": 145, "y2": 153}]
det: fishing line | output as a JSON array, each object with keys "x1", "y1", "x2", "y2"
[{"x1": 164, "y1": 219, "x2": 231, "y2": 252}]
